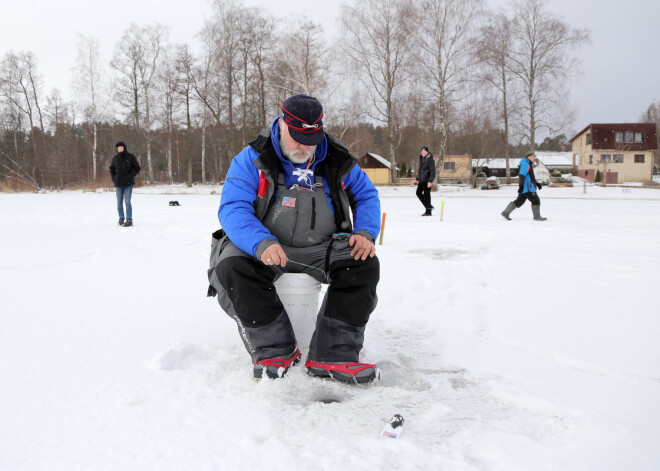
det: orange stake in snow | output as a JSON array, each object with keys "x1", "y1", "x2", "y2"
[{"x1": 379, "y1": 212, "x2": 387, "y2": 245}]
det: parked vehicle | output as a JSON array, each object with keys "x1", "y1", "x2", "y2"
[{"x1": 480, "y1": 176, "x2": 500, "y2": 190}]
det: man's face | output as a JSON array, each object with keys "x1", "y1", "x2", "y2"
[
  {"x1": 529, "y1": 154, "x2": 536, "y2": 161},
  {"x1": 279, "y1": 119, "x2": 316, "y2": 164},
  {"x1": 117, "y1": 146, "x2": 125, "y2": 153},
  {"x1": 421, "y1": 149, "x2": 428, "y2": 157}
]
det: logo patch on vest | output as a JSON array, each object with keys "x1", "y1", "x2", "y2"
[{"x1": 281, "y1": 196, "x2": 296, "y2": 207}]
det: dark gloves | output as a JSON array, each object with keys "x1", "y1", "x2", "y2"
[{"x1": 536, "y1": 182, "x2": 542, "y2": 190}]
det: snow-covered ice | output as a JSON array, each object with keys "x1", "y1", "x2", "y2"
[{"x1": 1, "y1": 183, "x2": 659, "y2": 470}]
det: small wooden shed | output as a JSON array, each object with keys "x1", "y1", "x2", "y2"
[{"x1": 358, "y1": 152, "x2": 398, "y2": 184}]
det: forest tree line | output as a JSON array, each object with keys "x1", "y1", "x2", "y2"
[{"x1": 5, "y1": 0, "x2": 654, "y2": 191}]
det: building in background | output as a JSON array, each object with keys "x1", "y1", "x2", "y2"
[
  {"x1": 570, "y1": 124, "x2": 657, "y2": 183},
  {"x1": 534, "y1": 151, "x2": 574, "y2": 173},
  {"x1": 436, "y1": 154, "x2": 472, "y2": 183},
  {"x1": 357, "y1": 153, "x2": 398, "y2": 184}
]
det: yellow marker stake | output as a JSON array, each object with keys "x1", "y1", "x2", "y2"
[
  {"x1": 379, "y1": 212, "x2": 387, "y2": 245},
  {"x1": 440, "y1": 201, "x2": 445, "y2": 221}
]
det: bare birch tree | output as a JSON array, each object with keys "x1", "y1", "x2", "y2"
[
  {"x1": 0, "y1": 51, "x2": 47, "y2": 186},
  {"x1": 174, "y1": 44, "x2": 198, "y2": 186},
  {"x1": 477, "y1": 10, "x2": 516, "y2": 183},
  {"x1": 340, "y1": 0, "x2": 414, "y2": 183},
  {"x1": 271, "y1": 18, "x2": 329, "y2": 99},
  {"x1": 247, "y1": 10, "x2": 275, "y2": 128},
  {"x1": 210, "y1": 0, "x2": 242, "y2": 166},
  {"x1": 508, "y1": 0, "x2": 589, "y2": 151},
  {"x1": 111, "y1": 24, "x2": 166, "y2": 182},
  {"x1": 414, "y1": 0, "x2": 483, "y2": 166},
  {"x1": 156, "y1": 45, "x2": 180, "y2": 183},
  {"x1": 138, "y1": 25, "x2": 166, "y2": 182},
  {"x1": 73, "y1": 34, "x2": 108, "y2": 181},
  {"x1": 194, "y1": 22, "x2": 227, "y2": 181}
]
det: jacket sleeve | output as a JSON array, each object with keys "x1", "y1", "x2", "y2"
[
  {"x1": 109, "y1": 156, "x2": 117, "y2": 178},
  {"x1": 131, "y1": 155, "x2": 141, "y2": 177},
  {"x1": 518, "y1": 160, "x2": 529, "y2": 193},
  {"x1": 428, "y1": 156, "x2": 436, "y2": 182},
  {"x1": 218, "y1": 148, "x2": 277, "y2": 257},
  {"x1": 344, "y1": 165, "x2": 381, "y2": 240},
  {"x1": 528, "y1": 166, "x2": 539, "y2": 188}
]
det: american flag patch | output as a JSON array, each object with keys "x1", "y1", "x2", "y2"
[{"x1": 281, "y1": 196, "x2": 296, "y2": 207}]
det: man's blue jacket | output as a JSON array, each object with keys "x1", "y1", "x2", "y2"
[
  {"x1": 218, "y1": 119, "x2": 381, "y2": 258},
  {"x1": 518, "y1": 158, "x2": 540, "y2": 194}
]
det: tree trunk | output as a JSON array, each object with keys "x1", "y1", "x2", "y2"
[
  {"x1": 92, "y1": 122, "x2": 97, "y2": 181},
  {"x1": 201, "y1": 124, "x2": 207, "y2": 184}
]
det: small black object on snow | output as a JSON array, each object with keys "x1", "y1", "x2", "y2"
[
  {"x1": 315, "y1": 395, "x2": 342, "y2": 404},
  {"x1": 169, "y1": 201, "x2": 180, "y2": 206},
  {"x1": 390, "y1": 414, "x2": 404, "y2": 429}
]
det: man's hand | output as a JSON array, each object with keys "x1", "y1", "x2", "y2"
[
  {"x1": 349, "y1": 234, "x2": 376, "y2": 261},
  {"x1": 261, "y1": 244, "x2": 288, "y2": 267},
  {"x1": 536, "y1": 182, "x2": 543, "y2": 190},
  {"x1": 414, "y1": 180, "x2": 418, "y2": 185},
  {"x1": 427, "y1": 182, "x2": 432, "y2": 188}
]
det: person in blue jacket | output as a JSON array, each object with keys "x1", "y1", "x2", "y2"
[
  {"x1": 207, "y1": 94, "x2": 381, "y2": 384},
  {"x1": 501, "y1": 152, "x2": 547, "y2": 221}
]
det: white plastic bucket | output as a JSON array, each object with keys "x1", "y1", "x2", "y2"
[{"x1": 274, "y1": 273, "x2": 321, "y2": 353}]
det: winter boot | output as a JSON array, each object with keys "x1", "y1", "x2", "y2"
[
  {"x1": 422, "y1": 208, "x2": 432, "y2": 217},
  {"x1": 532, "y1": 205, "x2": 547, "y2": 221},
  {"x1": 254, "y1": 349, "x2": 301, "y2": 379},
  {"x1": 501, "y1": 201, "x2": 517, "y2": 220},
  {"x1": 305, "y1": 360, "x2": 381, "y2": 384},
  {"x1": 124, "y1": 220, "x2": 133, "y2": 227},
  {"x1": 118, "y1": 219, "x2": 125, "y2": 226}
]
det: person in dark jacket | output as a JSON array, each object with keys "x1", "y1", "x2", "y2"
[
  {"x1": 501, "y1": 152, "x2": 547, "y2": 221},
  {"x1": 414, "y1": 146, "x2": 436, "y2": 216},
  {"x1": 415, "y1": 147, "x2": 435, "y2": 216},
  {"x1": 207, "y1": 94, "x2": 381, "y2": 384},
  {"x1": 109, "y1": 141, "x2": 141, "y2": 226}
]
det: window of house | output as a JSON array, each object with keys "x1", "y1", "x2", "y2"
[
  {"x1": 612, "y1": 154, "x2": 624, "y2": 163},
  {"x1": 634, "y1": 154, "x2": 645, "y2": 163},
  {"x1": 589, "y1": 155, "x2": 593, "y2": 164},
  {"x1": 444, "y1": 162, "x2": 455, "y2": 171},
  {"x1": 615, "y1": 131, "x2": 645, "y2": 143},
  {"x1": 600, "y1": 154, "x2": 611, "y2": 162},
  {"x1": 586, "y1": 133, "x2": 592, "y2": 145}
]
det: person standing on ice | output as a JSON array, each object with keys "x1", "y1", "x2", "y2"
[
  {"x1": 207, "y1": 94, "x2": 382, "y2": 383},
  {"x1": 501, "y1": 152, "x2": 547, "y2": 221},
  {"x1": 414, "y1": 146, "x2": 436, "y2": 216},
  {"x1": 109, "y1": 141, "x2": 141, "y2": 227}
]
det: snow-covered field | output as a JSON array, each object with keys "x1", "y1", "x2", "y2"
[{"x1": 1, "y1": 183, "x2": 659, "y2": 470}]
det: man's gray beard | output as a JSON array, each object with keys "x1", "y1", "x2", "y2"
[{"x1": 280, "y1": 138, "x2": 315, "y2": 164}]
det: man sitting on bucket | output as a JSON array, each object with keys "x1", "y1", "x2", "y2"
[{"x1": 207, "y1": 94, "x2": 381, "y2": 383}]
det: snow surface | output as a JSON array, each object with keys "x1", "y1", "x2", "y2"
[{"x1": 1, "y1": 183, "x2": 660, "y2": 470}]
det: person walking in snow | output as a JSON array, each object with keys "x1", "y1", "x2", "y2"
[
  {"x1": 109, "y1": 141, "x2": 141, "y2": 227},
  {"x1": 414, "y1": 146, "x2": 436, "y2": 216},
  {"x1": 501, "y1": 152, "x2": 547, "y2": 221},
  {"x1": 207, "y1": 94, "x2": 382, "y2": 384}
]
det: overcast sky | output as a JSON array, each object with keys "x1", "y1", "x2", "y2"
[{"x1": 1, "y1": 0, "x2": 658, "y2": 139}]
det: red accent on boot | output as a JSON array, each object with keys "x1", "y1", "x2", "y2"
[
  {"x1": 255, "y1": 349, "x2": 301, "y2": 370},
  {"x1": 305, "y1": 360, "x2": 376, "y2": 376}
]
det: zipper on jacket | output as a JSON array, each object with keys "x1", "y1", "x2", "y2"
[{"x1": 311, "y1": 198, "x2": 316, "y2": 230}]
